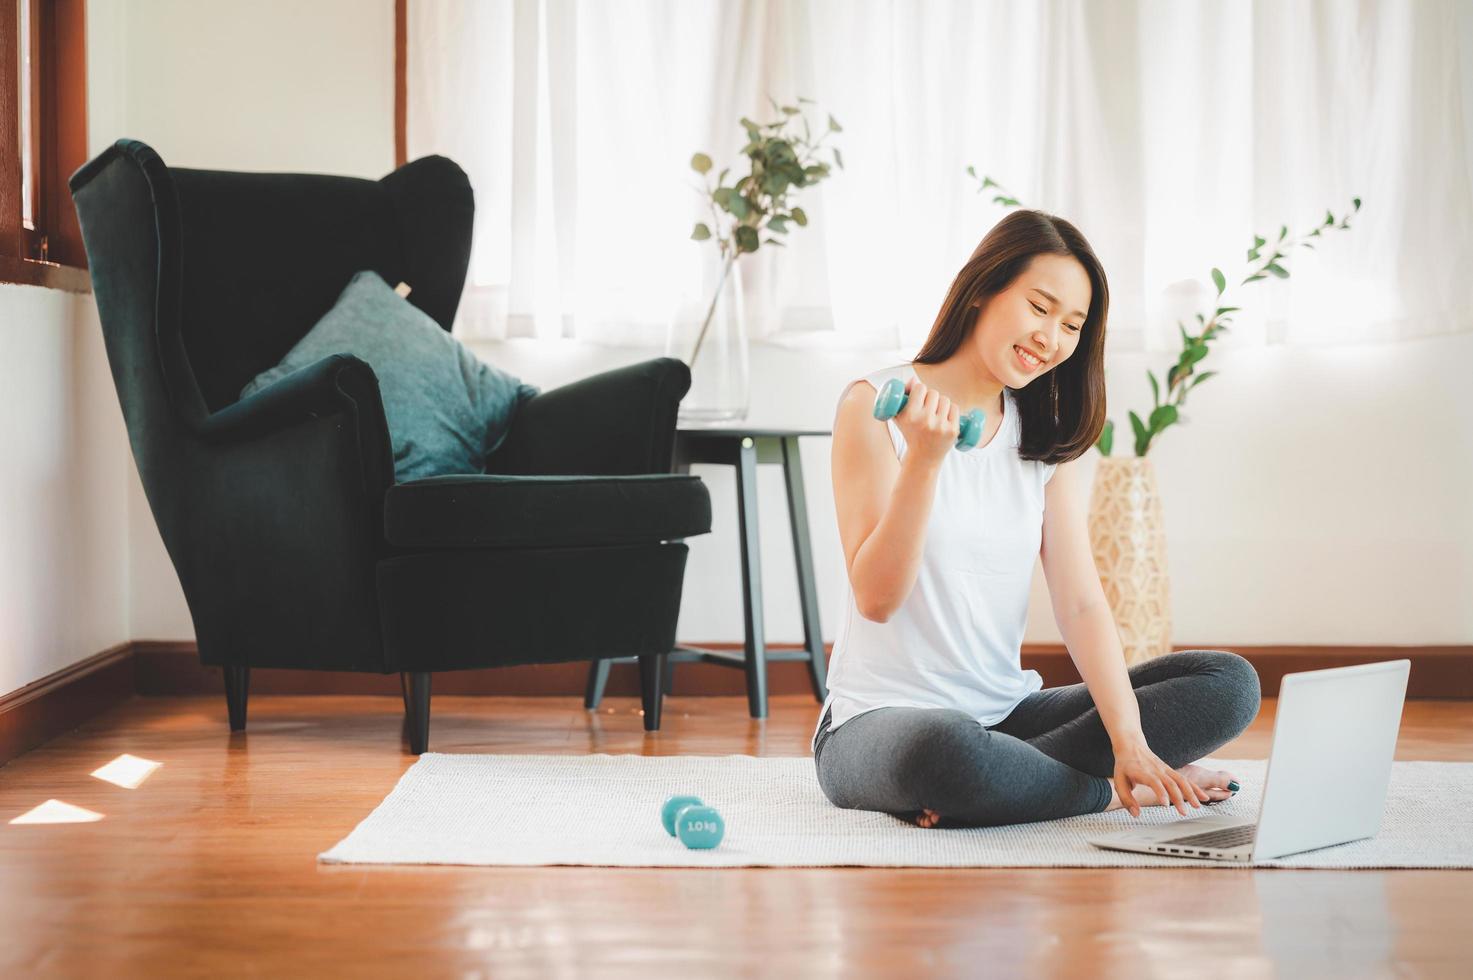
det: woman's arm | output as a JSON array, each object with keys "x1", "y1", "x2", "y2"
[
  {"x1": 832, "y1": 382, "x2": 945, "y2": 622},
  {"x1": 1041, "y1": 457, "x2": 1147, "y2": 748}
]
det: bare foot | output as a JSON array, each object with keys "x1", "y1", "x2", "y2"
[
  {"x1": 913, "y1": 808, "x2": 942, "y2": 828},
  {"x1": 1105, "y1": 762, "x2": 1241, "y2": 814}
]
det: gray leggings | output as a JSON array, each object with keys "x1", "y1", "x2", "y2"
[{"x1": 813, "y1": 649, "x2": 1262, "y2": 827}]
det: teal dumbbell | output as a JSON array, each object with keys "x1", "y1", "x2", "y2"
[
  {"x1": 872, "y1": 377, "x2": 985, "y2": 452},
  {"x1": 660, "y1": 794, "x2": 726, "y2": 849},
  {"x1": 661, "y1": 795, "x2": 704, "y2": 836}
]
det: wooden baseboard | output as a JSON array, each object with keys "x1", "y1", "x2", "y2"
[
  {"x1": 132, "y1": 640, "x2": 1472, "y2": 700},
  {"x1": 5, "y1": 639, "x2": 1469, "y2": 769},
  {"x1": 0, "y1": 643, "x2": 135, "y2": 768}
]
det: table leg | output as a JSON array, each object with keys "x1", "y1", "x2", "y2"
[
  {"x1": 782, "y1": 436, "x2": 828, "y2": 703},
  {"x1": 736, "y1": 438, "x2": 768, "y2": 718},
  {"x1": 583, "y1": 659, "x2": 610, "y2": 709},
  {"x1": 663, "y1": 457, "x2": 692, "y2": 695}
]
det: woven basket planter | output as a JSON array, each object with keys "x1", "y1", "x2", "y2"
[{"x1": 1086, "y1": 457, "x2": 1173, "y2": 665}]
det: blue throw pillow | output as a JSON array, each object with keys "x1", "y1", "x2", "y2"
[{"x1": 240, "y1": 270, "x2": 540, "y2": 482}]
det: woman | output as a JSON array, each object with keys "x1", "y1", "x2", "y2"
[{"x1": 814, "y1": 209, "x2": 1261, "y2": 828}]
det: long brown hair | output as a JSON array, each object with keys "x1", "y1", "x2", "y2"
[{"x1": 913, "y1": 209, "x2": 1109, "y2": 465}]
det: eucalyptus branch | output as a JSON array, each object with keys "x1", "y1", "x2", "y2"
[{"x1": 684, "y1": 95, "x2": 844, "y2": 370}]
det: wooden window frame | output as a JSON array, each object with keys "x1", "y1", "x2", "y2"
[
  {"x1": 1, "y1": 0, "x2": 90, "y2": 292},
  {"x1": 395, "y1": 0, "x2": 406, "y2": 168}
]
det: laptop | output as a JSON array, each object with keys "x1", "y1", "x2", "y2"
[{"x1": 1088, "y1": 659, "x2": 1410, "y2": 863}]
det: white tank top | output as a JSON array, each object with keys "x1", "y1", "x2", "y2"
[{"x1": 812, "y1": 362, "x2": 1056, "y2": 752}]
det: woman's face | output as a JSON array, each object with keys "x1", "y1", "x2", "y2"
[{"x1": 970, "y1": 252, "x2": 1091, "y2": 388}]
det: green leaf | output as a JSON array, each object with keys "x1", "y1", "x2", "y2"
[
  {"x1": 767, "y1": 217, "x2": 789, "y2": 234},
  {"x1": 997, "y1": 196, "x2": 1020, "y2": 207},
  {"x1": 1129, "y1": 411, "x2": 1148, "y2": 453},
  {"x1": 1253, "y1": 235, "x2": 1266, "y2": 248},
  {"x1": 828, "y1": 113, "x2": 843, "y2": 133},
  {"x1": 1149, "y1": 404, "x2": 1179, "y2": 433},
  {"x1": 691, "y1": 222, "x2": 711, "y2": 241},
  {"x1": 1185, "y1": 344, "x2": 1209, "y2": 365},
  {"x1": 1324, "y1": 209, "x2": 1335, "y2": 226},
  {"x1": 728, "y1": 195, "x2": 750, "y2": 220},
  {"x1": 1242, "y1": 273, "x2": 1267, "y2": 284},
  {"x1": 713, "y1": 187, "x2": 733, "y2": 207},
  {"x1": 834, "y1": 147, "x2": 844, "y2": 170},
  {"x1": 1279, "y1": 225, "x2": 1288, "y2": 241},
  {"x1": 791, "y1": 206, "x2": 808, "y2": 226},
  {"x1": 966, "y1": 165, "x2": 977, "y2": 178},
  {"x1": 782, "y1": 105, "x2": 799, "y2": 115},
  {"x1": 1247, "y1": 249, "x2": 1260, "y2": 262},
  {"x1": 735, "y1": 226, "x2": 760, "y2": 252},
  {"x1": 981, "y1": 176, "x2": 997, "y2": 189},
  {"x1": 1215, "y1": 306, "x2": 1241, "y2": 316},
  {"x1": 717, "y1": 167, "x2": 729, "y2": 185},
  {"x1": 1211, "y1": 267, "x2": 1226, "y2": 294},
  {"x1": 764, "y1": 237, "x2": 786, "y2": 246},
  {"x1": 690, "y1": 153, "x2": 713, "y2": 174},
  {"x1": 1148, "y1": 370, "x2": 1160, "y2": 406},
  {"x1": 1097, "y1": 419, "x2": 1114, "y2": 456},
  {"x1": 797, "y1": 96, "x2": 815, "y2": 104},
  {"x1": 1353, "y1": 197, "x2": 1361, "y2": 211},
  {"x1": 1267, "y1": 263, "x2": 1289, "y2": 279},
  {"x1": 1189, "y1": 370, "x2": 1217, "y2": 389},
  {"x1": 1303, "y1": 242, "x2": 1315, "y2": 250}
]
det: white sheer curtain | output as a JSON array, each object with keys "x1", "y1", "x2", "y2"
[{"x1": 406, "y1": 0, "x2": 1473, "y2": 353}]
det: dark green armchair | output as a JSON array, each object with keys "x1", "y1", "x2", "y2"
[{"x1": 68, "y1": 139, "x2": 711, "y2": 753}]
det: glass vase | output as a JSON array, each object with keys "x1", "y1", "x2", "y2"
[{"x1": 665, "y1": 249, "x2": 750, "y2": 422}]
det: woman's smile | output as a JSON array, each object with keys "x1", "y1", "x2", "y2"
[{"x1": 1013, "y1": 344, "x2": 1044, "y2": 372}]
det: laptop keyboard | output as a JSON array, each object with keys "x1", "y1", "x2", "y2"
[{"x1": 1163, "y1": 824, "x2": 1257, "y2": 850}]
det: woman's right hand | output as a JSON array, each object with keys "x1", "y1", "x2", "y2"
[{"x1": 891, "y1": 379, "x2": 959, "y2": 467}]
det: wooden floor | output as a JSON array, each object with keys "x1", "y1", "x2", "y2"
[{"x1": 1, "y1": 692, "x2": 1471, "y2": 978}]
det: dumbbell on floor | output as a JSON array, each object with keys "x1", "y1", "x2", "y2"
[
  {"x1": 872, "y1": 377, "x2": 985, "y2": 452},
  {"x1": 661, "y1": 794, "x2": 725, "y2": 849}
]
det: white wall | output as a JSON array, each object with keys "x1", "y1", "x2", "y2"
[
  {"x1": 121, "y1": 1, "x2": 1473, "y2": 651},
  {"x1": 0, "y1": 0, "x2": 135, "y2": 694},
  {"x1": 0, "y1": 288, "x2": 131, "y2": 693}
]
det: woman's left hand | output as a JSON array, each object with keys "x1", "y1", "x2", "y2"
[{"x1": 1112, "y1": 740, "x2": 1204, "y2": 817}]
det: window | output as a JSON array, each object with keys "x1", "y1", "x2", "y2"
[{"x1": 1, "y1": 0, "x2": 89, "y2": 292}]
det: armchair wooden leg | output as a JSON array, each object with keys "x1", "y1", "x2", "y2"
[
  {"x1": 583, "y1": 659, "x2": 611, "y2": 709},
  {"x1": 638, "y1": 653, "x2": 666, "y2": 731},
  {"x1": 223, "y1": 665, "x2": 250, "y2": 732},
  {"x1": 405, "y1": 671, "x2": 432, "y2": 754}
]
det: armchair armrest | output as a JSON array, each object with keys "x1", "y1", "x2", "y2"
[
  {"x1": 195, "y1": 352, "x2": 394, "y2": 501},
  {"x1": 486, "y1": 357, "x2": 691, "y2": 475},
  {"x1": 180, "y1": 352, "x2": 395, "y2": 671},
  {"x1": 198, "y1": 353, "x2": 378, "y2": 444}
]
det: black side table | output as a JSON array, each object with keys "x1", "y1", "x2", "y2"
[{"x1": 584, "y1": 425, "x2": 832, "y2": 719}]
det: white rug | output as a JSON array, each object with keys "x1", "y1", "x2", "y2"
[{"x1": 318, "y1": 753, "x2": 1473, "y2": 869}]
